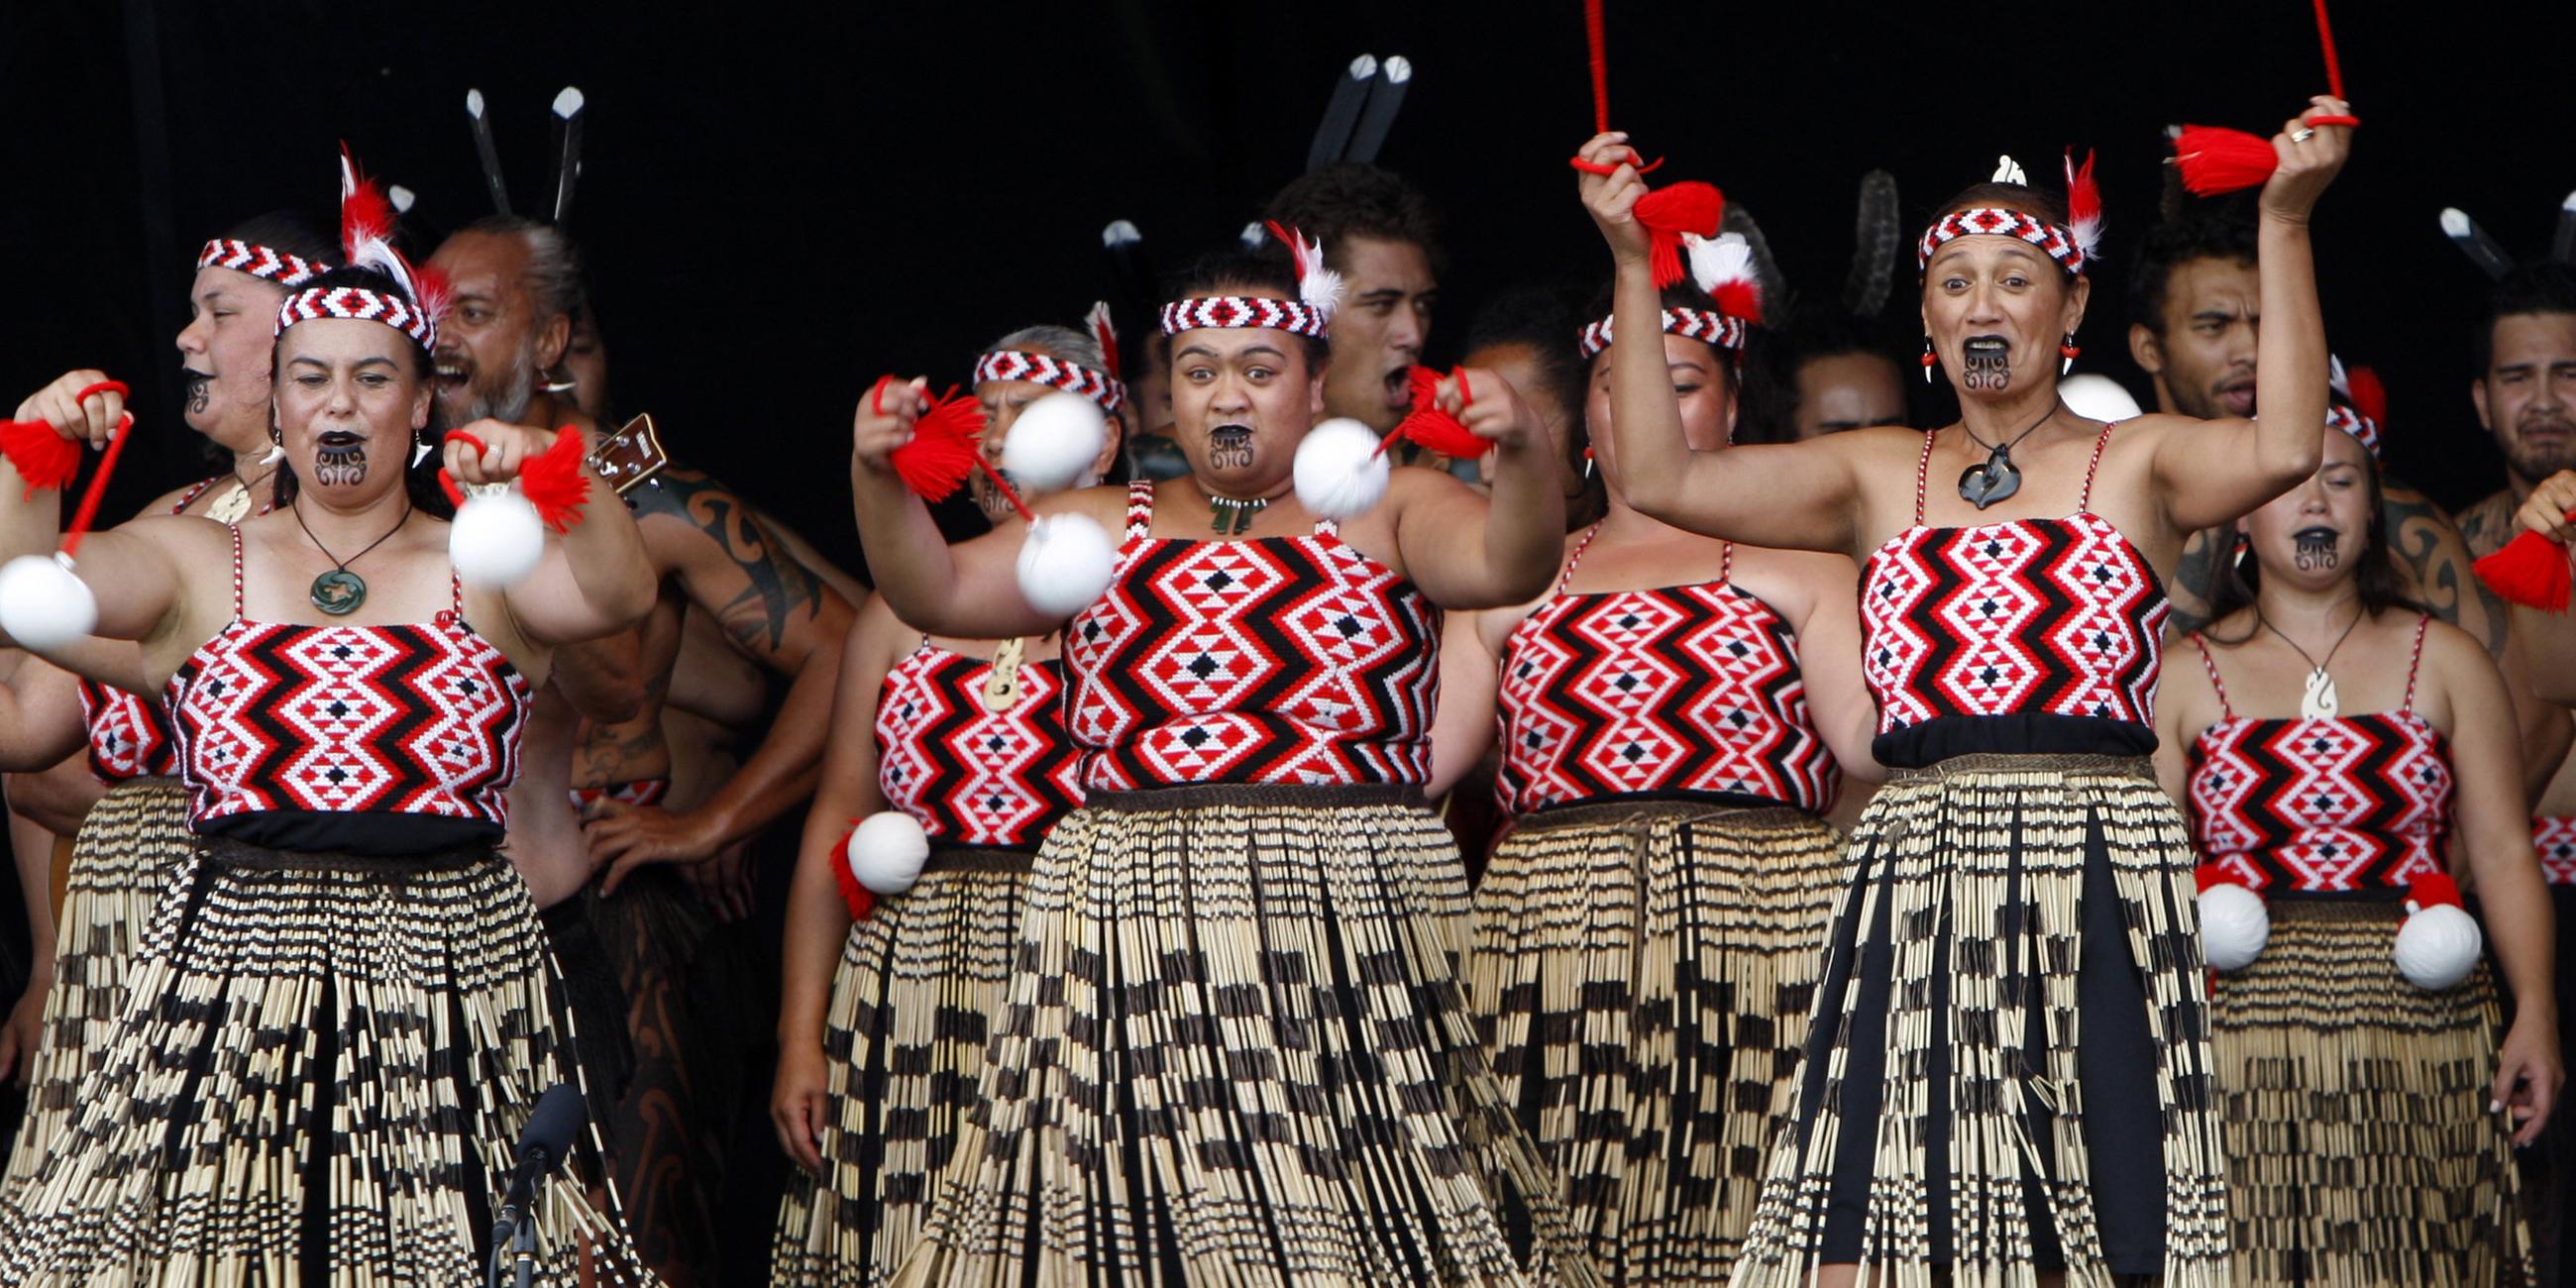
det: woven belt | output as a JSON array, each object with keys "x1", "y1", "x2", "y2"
[
  {"x1": 200, "y1": 835, "x2": 490, "y2": 874},
  {"x1": 1514, "y1": 796, "x2": 1813, "y2": 835},
  {"x1": 1886, "y1": 752, "x2": 2152, "y2": 785},
  {"x1": 1082, "y1": 783, "x2": 1428, "y2": 812},
  {"x1": 921, "y1": 846, "x2": 1037, "y2": 875}
]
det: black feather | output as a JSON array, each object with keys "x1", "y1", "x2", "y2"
[{"x1": 1842, "y1": 169, "x2": 1899, "y2": 317}]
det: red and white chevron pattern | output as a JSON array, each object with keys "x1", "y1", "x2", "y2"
[
  {"x1": 1575, "y1": 307, "x2": 1747, "y2": 360},
  {"x1": 2534, "y1": 815, "x2": 2576, "y2": 887},
  {"x1": 2188, "y1": 711, "x2": 2451, "y2": 893},
  {"x1": 78, "y1": 680, "x2": 177, "y2": 782},
  {"x1": 1063, "y1": 482, "x2": 1437, "y2": 791},
  {"x1": 972, "y1": 350, "x2": 1127, "y2": 413},
  {"x1": 1157, "y1": 295, "x2": 1329, "y2": 339},
  {"x1": 876, "y1": 646, "x2": 1082, "y2": 848},
  {"x1": 276, "y1": 285, "x2": 434, "y2": 347},
  {"x1": 1862, "y1": 513, "x2": 2166, "y2": 735},
  {"x1": 197, "y1": 238, "x2": 329, "y2": 287},
  {"x1": 1916, "y1": 207, "x2": 2085, "y2": 274},
  {"x1": 1496, "y1": 582, "x2": 1836, "y2": 815}
]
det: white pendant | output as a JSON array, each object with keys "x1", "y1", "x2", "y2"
[
  {"x1": 2301, "y1": 668, "x2": 2339, "y2": 719},
  {"x1": 207, "y1": 482, "x2": 252, "y2": 524}
]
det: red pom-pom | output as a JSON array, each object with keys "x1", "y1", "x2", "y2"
[
  {"x1": 2474, "y1": 529, "x2": 2575, "y2": 612},
  {"x1": 519, "y1": 428, "x2": 590, "y2": 532},
  {"x1": 1395, "y1": 367, "x2": 1489, "y2": 460},
  {"x1": 887, "y1": 384, "x2": 987, "y2": 501},
  {"x1": 1634, "y1": 181, "x2": 1725, "y2": 290},
  {"x1": 828, "y1": 822, "x2": 875, "y2": 921},
  {"x1": 2172, "y1": 126, "x2": 2281, "y2": 197},
  {"x1": 2406, "y1": 870, "x2": 2465, "y2": 910},
  {"x1": 0, "y1": 419, "x2": 84, "y2": 499},
  {"x1": 1711, "y1": 280, "x2": 1765, "y2": 327}
]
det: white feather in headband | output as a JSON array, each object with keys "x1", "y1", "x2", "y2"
[
  {"x1": 1263, "y1": 220, "x2": 1344, "y2": 324},
  {"x1": 1684, "y1": 231, "x2": 1766, "y2": 324},
  {"x1": 336, "y1": 146, "x2": 450, "y2": 329}
]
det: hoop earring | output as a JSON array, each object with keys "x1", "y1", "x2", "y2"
[
  {"x1": 2060, "y1": 334, "x2": 2082, "y2": 376},
  {"x1": 1920, "y1": 336, "x2": 1937, "y2": 384}
]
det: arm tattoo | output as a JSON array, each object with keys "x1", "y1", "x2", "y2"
[
  {"x1": 629, "y1": 468, "x2": 824, "y2": 654},
  {"x1": 2168, "y1": 528, "x2": 2222, "y2": 636},
  {"x1": 2384, "y1": 486, "x2": 2508, "y2": 656}
]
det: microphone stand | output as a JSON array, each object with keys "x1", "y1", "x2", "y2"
[{"x1": 487, "y1": 1144, "x2": 555, "y2": 1288}]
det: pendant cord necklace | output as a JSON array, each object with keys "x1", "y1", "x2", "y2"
[
  {"x1": 1954, "y1": 402, "x2": 2063, "y2": 509},
  {"x1": 293, "y1": 497, "x2": 411, "y2": 616},
  {"x1": 2257, "y1": 598, "x2": 2363, "y2": 719}
]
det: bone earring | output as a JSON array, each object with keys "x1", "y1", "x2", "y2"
[
  {"x1": 410, "y1": 433, "x2": 432, "y2": 468},
  {"x1": 263, "y1": 423, "x2": 285, "y2": 465},
  {"x1": 1582, "y1": 447, "x2": 1594, "y2": 481},
  {"x1": 2060, "y1": 334, "x2": 2082, "y2": 376},
  {"x1": 1921, "y1": 336, "x2": 1937, "y2": 384}
]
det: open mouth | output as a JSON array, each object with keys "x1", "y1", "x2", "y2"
[
  {"x1": 317, "y1": 430, "x2": 364, "y2": 448},
  {"x1": 1382, "y1": 367, "x2": 1412, "y2": 408},
  {"x1": 2219, "y1": 378, "x2": 2256, "y2": 417},
  {"x1": 1963, "y1": 337, "x2": 2008, "y2": 358},
  {"x1": 433, "y1": 362, "x2": 470, "y2": 394}
]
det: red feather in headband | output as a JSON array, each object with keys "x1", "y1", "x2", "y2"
[
  {"x1": 2064, "y1": 149, "x2": 2103, "y2": 264},
  {"x1": 1086, "y1": 300, "x2": 1122, "y2": 382},
  {"x1": 1686, "y1": 232, "x2": 1765, "y2": 324},
  {"x1": 336, "y1": 146, "x2": 449, "y2": 326}
]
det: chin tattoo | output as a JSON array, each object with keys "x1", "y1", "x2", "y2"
[
  {"x1": 2292, "y1": 528, "x2": 2339, "y2": 572},
  {"x1": 180, "y1": 370, "x2": 210, "y2": 415},
  {"x1": 1208, "y1": 426, "x2": 1255, "y2": 471},
  {"x1": 313, "y1": 442, "x2": 368, "y2": 486}
]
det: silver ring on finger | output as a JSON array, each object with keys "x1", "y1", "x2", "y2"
[{"x1": 2290, "y1": 126, "x2": 2316, "y2": 144}]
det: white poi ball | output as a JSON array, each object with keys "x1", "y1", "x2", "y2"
[
  {"x1": 999, "y1": 392, "x2": 1109, "y2": 495},
  {"x1": 845, "y1": 810, "x2": 931, "y2": 896},
  {"x1": 2394, "y1": 901, "x2": 2483, "y2": 991},
  {"x1": 2059, "y1": 373, "x2": 2143, "y2": 422},
  {"x1": 0, "y1": 552, "x2": 97, "y2": 651},
  {"x1": 449, "y1": 486, "x2": 546, "y2": 588},
  {"x1": 1015, "y1": 512, "x2": 1117, "y2": 617},
  {"x1": 1293, "y1": 417, "x2": 1390, "y2": 520},
  {"x1": 2197, "y1": 883, "x2": 2270, "y2": 971}
]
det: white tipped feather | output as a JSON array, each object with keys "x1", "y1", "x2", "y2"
[
  {"x1": 552, "y1": 85, "x2": 585, "y2": 117},
  {"x1": 388, "y1": 185, "x2": 416, "y2": 214},
  {"x1": 2328, "y1": 353, "x2": 2351, "y2": 399},
  {"x1": 1348, "y1": 54, "x2": 1378, "y2": 78},
  {"x1": 1685, "y1": 232, "x2": 1755, "y2": 296},
  {"x1": 1381, "y1": 55, "x2": 1412, "y2": 82},
  {"x1": 466, "y1": 88, "x2": 486, "y2": 118},
  {"x1": 1102, "y1": 219, "x2": 1141, "y2": 247},
  {"x1": 1239, "y1": 221, "x2": 1266, "y2": 250},
  {"x1": 2439, "y1": 207, "x2": 2472, "y2": 238}
]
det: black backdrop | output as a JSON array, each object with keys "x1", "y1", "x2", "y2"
[{"x1": 6, "y1": 0, "x2": 2573, "y2": 572}]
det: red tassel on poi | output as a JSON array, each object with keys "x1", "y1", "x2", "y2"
[
  {"x1": 0, "y1": 419, "x2": 85, "y2": 500},
  {"x1": 882, "y1": 378, "x2": 988, "y2": 502},
  {"x1": 1635, "y1": 181, "x2": 1724, "y2": 290},
  {"x1": 2474, "y1": 527, "x2": 2575, "y2": 612},
  {"x1": 829, "y1": 823, "x2": 874, "y2": 920},
  {"x1": 2195, "y1": 862, "x2": 2250, "y2": 895},
  {"x1": 1396, "y1": 366, "x2": 1490, "y2": 459},
  {"x1": 2172, "y1": 126, "x2": 2284, "y2": 197},
  {"x1": 516, "y1": 428, "x2": 590, "y2": 531},
  {"x1": 2406, "y1": 870, "x2": 2465, "y2": 909}
]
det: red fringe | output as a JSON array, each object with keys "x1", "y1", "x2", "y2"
[
  {"x1": 1711, "y1": 280, "x2": 1765, "y2": 327},
  {"x1": 1396, "y1": 367, "x2": 1489, "y2": 459},
  {"x1": 339, "y1": 146, "x2": 397, "y2": 255},
  {"x1": 2195, "y1": 862, "x2": 2252, "y2": 896},
  {"x1": 519, "y1": 428, "x2": 590, "y2": 532},
  {"x1": 2173, "y1": 126, "x2": 2280, "y2": 197},
  {"x1": 2474, "y1": 530, "x2": 2573, "y2": 612},
  {"x1": 829, "y1": 823, "x2": 874, "y2": 921},
  {"x1": 889, "y1": 385, "x2": 986, "y2": 501},
  {"x1": 0, "y1": 419, "x2": 84, "y2": 500},
  {"x1": 1636, "y1": 182, "x2": 1725, "y2": 290},
  {"x1": 2407, "y1": 870, "x2": 2464, "y2": 910}
]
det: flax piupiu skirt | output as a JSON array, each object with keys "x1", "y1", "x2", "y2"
[
  {"x1": 1, "y1": 777, "x2": 192, "y2": 1194},
  {"x1": 1468, "y1": 798, "x2": 1845, "y2": 1287},
  {"x1": 771, "y1": 848, "x2": 1035, "y2": 1286},
  {"x1": 1730, "y1": 751, "x2": 2230, "y2": 1286},
  {"x1": 2214, "y1": 894, "x2": 2532, "y2": 1286},
  {"x1": 0, "y1": 835, "x2": 657, "y2": 1285},
  {"x1": 888, "y1": 783, "x2": 1604, "y2": 1287}
]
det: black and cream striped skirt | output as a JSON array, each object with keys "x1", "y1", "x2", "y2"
[
  {"x1": 888, "y1": 784, "x2": 1603, "y2": 1287},
  {"x1": 1, "y1": 777, "x2": 191, "y2": 1195},
  {"x1": 0, "y1": 835, "x2": 657, "y2": 1285},
  {"x1": 2214, "y1": 895, "x2": 2530, "y2": 1286},
  {"x1": 771, "y1": 849, "x2": 1034, "y2": 1286},
  {"x1": 1468, "y1": 798, "x2": 1844, "y2": 1287},
  {"x1": 1730, "y1": 754, "x2": 2230, "y2": 1286}
]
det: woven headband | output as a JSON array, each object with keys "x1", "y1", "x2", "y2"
[
  {"x1": 197, "y1": 239, "x2": 329, "y2": 287},
  {"x1": 973, "y1": 350, "x2": 1127, "y2": 414},
  {"x1": 1159, "y1": 296, "x2": 1330, "y2": 340},
  {"x1": 1917, "y1": 208, "x2": 2086, "y2": 276},
  {"x1": 276, "y1": 285, "x2": 436, "y2": 348},
  {"x1": 2326, "y1": 404, "x2": 2380, "y2": 459},
  {"x1": 1577, "y1": 308, "x2": 1747, "y2": 361}
]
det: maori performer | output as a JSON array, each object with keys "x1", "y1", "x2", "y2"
[
  {"x1": 0, "y1": 158, "x2": 660, "y2": 1281},
  {"x1": 1575, "y1": 97, "x2": 2350, "y2": 1284},
  {"x1": 2163, "y1": 408, "x2": 2556, "y2": 1283},
  {"x1": 770, "y1": 315, "x2": 1120, "y2": 1284},
  {"x1": 1431, "y1": 239, "x2": 1876, "y2": 1284},
  {"x1": 852, "y1": 244, "x2": 1599, "y2": 1283}
]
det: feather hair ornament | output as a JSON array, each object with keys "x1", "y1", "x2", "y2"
[
  {"x1": 1844, "y1": 169, "x2": 1900, "y2": 317},
  {"x1": 2064, "y1": 149, "x2": 2103, "y2": 263},
  {"x1": 1718, "y1": 201, "x2": 1785, "y2": 315},
  {"x1": 336, "y1": 146, "x2": 449, "y2": 327},
  {"x1": 1685, "y1": 233, "x2": 1765, "y2": 325},
  {"x1": 1085, "y1": 300, "x2": 1123, "y2": 382},
  {"x1": 1264, "y1": 221, "x2": 1344, "y2": 322}
]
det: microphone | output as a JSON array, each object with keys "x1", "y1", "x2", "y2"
[{"x1": 490, "y1": 1084, "x2": 585, "y2": 1248}]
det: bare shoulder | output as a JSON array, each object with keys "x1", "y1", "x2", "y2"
[
  {"x1": 1029, "y1": 479, "x2": 1141, "y2": 531},
  {"x1": 2417, "y1": 614, "x2": 2497, "y2": 679}
]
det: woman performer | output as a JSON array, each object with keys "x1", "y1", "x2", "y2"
[
  {"x1": 2160, "y1": 411, "x2": 2558, "y2": 1284},
  {"x1": 770, "y1": 318, "x2": 1119, "y2": 1283},
  {"x1": 0, "y1": 185, "x2": 661, "y2": 1281},
  {"x1": 852, "y1": 247, "x2": 1599, "y2": 1284},
  {"x1": 1431, "y1": 263, "x2": 1877, "y2": 1285},
  {"x1": 0, "y1": 214, "x2": 338, "y2": 1179},
  {"x1": 1578, "y1": 98, "x2": 2350, "y2": 1286}
]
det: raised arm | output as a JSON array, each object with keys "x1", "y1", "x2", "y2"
[
  {"x1": 848, "y1": 378, "x2": 1088, "y2": 640},
  {"x1": 2433, "y1": 624, "x2": 2560, "y2": 1143},
  {"x1": 771, "y1": 595, "x2": 899, "y2": 1174},
  {"x1": 445, "y1": 419, "x2": 658, "y2": 653},
  {"x1": 2152, "y1": 99, "x2": 2351, "y2": 532},
  {"x1": 1388, "y1": 369, "x2": 1564, "y2": 610}
]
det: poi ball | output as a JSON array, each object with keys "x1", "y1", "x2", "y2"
[
  {"x1": 2197, "y1": 883, "x2": 2269, "y2": 971},
  {"x1": 2059, "y1": 373, "x2": 2143, "y2": 422},
  {"x1": 2394, "y1": 901, "x2": 2483, "y2": 991},
  {"x1": 999, "y1": 392, "x2": 1109, "y2": 495},
  {"x1": 1016, "y1": 513, "x2": 1117, "y2": 617},
  {"x1": 846, "y1": 810, "x2": 931, "y2": 896},
  {"x1": 0, "y1": 552, "x2": 97, "y2": 651},
  {"x1": 449, "y1": 486, "x2": 546, "y2": 588},
  {"x1": 1293, "y1": 418, "x2": 1390, "y2": 520}
]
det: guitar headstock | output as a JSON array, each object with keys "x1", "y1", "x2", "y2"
[{"x1": 587, "y1": 414, "x2": 670, "y2": 495}]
